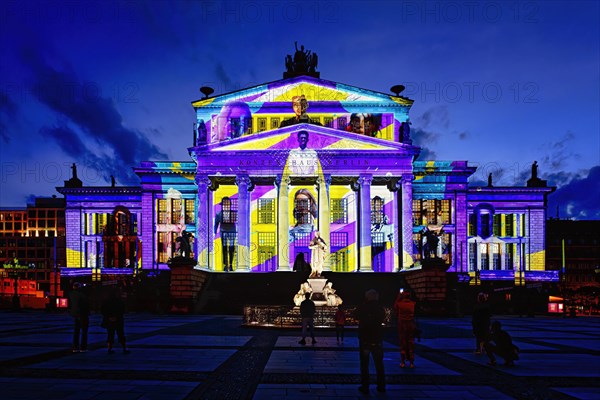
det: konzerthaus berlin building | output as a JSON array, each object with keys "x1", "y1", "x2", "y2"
[{"x1": 57, "y1": 59, "x2": 557, "y2": 285}]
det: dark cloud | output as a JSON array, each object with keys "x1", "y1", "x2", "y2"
[
  {"x1": 19, "y1": 47, "x2": 167, "y2": 184},
  {"x1": 39, "y1": 124, "x2": 124, "y2": 183},
  {"x1": 547, "y1": 166, "x2": 600, "y2": 220},
  {"x1": 416, "y1": 105, "x2": 449, "y2": 130},
  {"x1": 0, "y1": 91, "x2": 18, "y2": 143},
  {"x1": 411, "y1": 128, "x2": 438, "y2": 160},
  {"x1": 539, "y1": 132, "x2": 580, "y2": 170}
]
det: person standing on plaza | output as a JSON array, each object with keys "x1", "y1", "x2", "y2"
[
  {"x1": 101, "y1": 288, "x2": 130, "y2": 354},
  {"x1": 472, "y1": 292, "x2": 492, "y2": 354},
  {"x1": 335, "y1": 305, "x2": 346, "y2": 344},
  {"x1": 69, "y1": 282, "x2": 90, "y2": 353},
  {"x1": 355, "y1": 289, "x2": 386, "y2": 394},
  {"x1": 299, "y1": 292, "x2": 317, "y2": 345},
  {"x1": 393, "y1": 289, "x2": 417, "y2": 368}
]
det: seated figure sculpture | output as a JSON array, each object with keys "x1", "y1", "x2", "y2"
[
  {"x1": 293, "y1": 282, "x2": 313, "y2": 306},
  {"x1": 323, "y1": 281, "x2": 343, "y2": 307}
]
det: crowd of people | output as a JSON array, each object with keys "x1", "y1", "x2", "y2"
[{"x1": 296, "y1": 288, "x2": 518, "y2": 394}]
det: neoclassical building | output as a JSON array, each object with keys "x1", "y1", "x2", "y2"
[{"x1": 57, "y1": 66, "x2": 557, "y2": 285}]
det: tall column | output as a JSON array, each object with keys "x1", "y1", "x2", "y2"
[
  {"x1": 358, "y1": 175, "x2": 373, "y2": 271},
  {"x1": 236, "y1": 175, "x2": 251, "y2": 271},
  {"x1": 276, "y1": 175, "x2": 291, "y2": 271},
  {"x1": 317, "y1": 175, "x2": 332, "y2": 271},
  {"x1": 389, "y1": 180, "x2": 401, "y2": 272},
  {"x1": 195, "y1": 174, "x2": 210, "y2": 269},
  {"x1": 401, "y1": 174, "x2": 414, "y2": 269}
]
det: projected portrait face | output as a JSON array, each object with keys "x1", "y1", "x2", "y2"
[
  {"x1": 292, "y1": 95, "x2": 308, "y2": 117},
  {"x1": 293, "y1": 189, "x2": 317, "y2": 227},
  {"x1": 297, "y1": 130, "x2": 309, "y2": 150},
  {"x1": 212, "y1": 102, "x2": 252, "y2": 142}
]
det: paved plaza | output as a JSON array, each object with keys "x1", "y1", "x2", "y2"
[{"x1": 0, "y1": 312, "x2": 598, "y2": 399}]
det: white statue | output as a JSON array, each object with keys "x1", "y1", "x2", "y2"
[
  {"x1": 309, "y1": 231, "x2": 327, "y2": 278},
  {"x1": 293, "y1": 281, "x2": 313, "y2": 306},
  {"x1": 323, "y1": 281, "x2": 343, "y2": 306}
]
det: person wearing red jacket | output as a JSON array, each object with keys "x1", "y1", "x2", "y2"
[{"x1": 393, "y1": 290, "x2": 416, "y2": 368}]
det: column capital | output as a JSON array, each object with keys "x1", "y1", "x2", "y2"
[
  {"x1": 195, "y1": 174, "x2": 211, "y2": 188},
  {"x1": 235, "y1": 175, "x2": 253, "y2": 191},
  {"x1": 358, "y1": 174, "x2": 373, "y2": 187},
  {"x1": 274, "y1": 175, "x2": 291, "y2": 189}
]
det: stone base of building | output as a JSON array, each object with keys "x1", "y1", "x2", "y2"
[{"x1": 168, "y1": 257, "x2": 208, "y2": 313}]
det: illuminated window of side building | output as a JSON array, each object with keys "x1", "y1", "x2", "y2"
[
  {"x1": 171, "y1": 199, "x2": 182, "y2": 224},
  {"x1": 480, "y1": 243, "x2": 489, "y2": 270},
  {"x1": 270, "y1": 118, "x2": 280, "y2": 129},
  {"x1": 257, "y1": 117, "x2": 267, "y2": 132},
  {"x1": 469, "y1": 242, "x2": 477, "y2": 271},
  {"x1": 157, "y1": 199, "x2": 168, "y2": 224},
  {"x1": 184, "y1": 199, "x2": 195, "y2": 225}
]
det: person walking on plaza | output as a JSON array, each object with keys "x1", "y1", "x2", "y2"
[
  {"x1": 69, "y1": 282, "x2": 90, "y2": 353},
  {"x1": 335, "y1": 305, "x2": 346, "y2": 344},
  {"x1": 355, "y1": 289, "x2": 386, "y2": 394},
  {"x1": 299, "y1": 292, "x2": 316, "y2": 345},
  {"x1": 101, "y1": 289, "x2": 130, "y2": 354},
  {"x1": 485, "y1": 321, "x2": 519, "y2": 366},
  {"x1": 393, "y1": 289, "x2": 416, "y2": 368},
  {"x1": 472, "y1": 292, "x2": 492, "y2": 354}
]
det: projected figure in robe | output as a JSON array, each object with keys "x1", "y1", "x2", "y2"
[{"x1": 214, "y1": 197, "x2": 237, "y2": 271}]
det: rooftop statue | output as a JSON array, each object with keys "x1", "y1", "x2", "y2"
[{"x1": 284, "y1": 42, "x2": 320, "y2": 78}]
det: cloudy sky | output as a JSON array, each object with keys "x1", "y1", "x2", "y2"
[{"x1": 0, "y1": 0, "x2": 598, "y2": 219}]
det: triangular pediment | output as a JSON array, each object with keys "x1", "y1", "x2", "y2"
[
  {"x1": 192, "y1": 76, "x2": 412, "y2": 108},
  {"x1": 199, "y1": 124, "x2": 412, "y2": 152}
]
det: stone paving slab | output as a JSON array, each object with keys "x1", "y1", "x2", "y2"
[
  {"x1": 449, "y1": 351, "x2": 600, "y2": 377},
  {"x1": 275, "y1": 336, "x2": 399, "y2": 349},
  {"x1": 25, "y1": 348, "x2": 236, "y2": 372},
  {"x1": 418, "y1": 338, "x2": 555, "y2": 351},
  {"x1": 254, "y1": 384, "x2": 514, "y2": 399},
  {"x1": 265, "y1": 350, "x2": 459, "y2": 375},
  {"x1": 540, "y1": 338, "x2": 600, "y2": 351},
  {"x1": 0, "y1": 345, "x2": 62, "y2": 361},
  {"x1": 129, "y1": 334, "x2": 252, "y2": 347},
  {"x1": 552, "y1": 387, "x2": 600, "y2": 400}
]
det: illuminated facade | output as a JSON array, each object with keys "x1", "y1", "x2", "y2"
[{"x1": 56, "y1": 74, "x2": 555, "y2": 283}]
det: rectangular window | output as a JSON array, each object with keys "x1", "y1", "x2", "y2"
[
  {"x1": 324, "y1": 117, "x2": 333, "y2": 127},
  {"x1": 185, "y1": 199, "x2": 195, "y2": 225},
  {"x1": 371, "y1": 197, "x2": 384, "y2": 224},
  {"x1": 505, "y1": 243, "x2": 514, "y2": 270},
  {"x1": 158, "y1": 232, "x2": 169, "y2": 263},
  {"x1": 270, "y1": 118, "x2": 280, "y2": 129},
  {"x1": 337, "y1": 116, "x2": 347, "y2": 129},
  {"x1": 171, "y1": 199, "x2": 182, "y2": 224},
  {"x1": 330, "y1": 198, "x2": 348, "y2": 224},
  {"x1": 493, "y1": 215, "x2": 501, "y2": 236},
  {"x1": 257, "y1": 117, "x2": 267, "y2": 132},
  {"x1": 157, "y1": 199, "x2": 168, "y2": 224},
  {"x1": 330, "y1": 251, "x2": 348, "y2": 271},
  {"x1": 468, "y1": 214, "x2": 476, "y2": 236},
  {"x1": 480, "y1": 214, "x2": 490, "y2": 237},
  {"x1": 480, "y1": 243, "x2": 489, "y2": 270},
  {"x1": 257, "y1": 199, "x2": 275, "y2": 224},
  {"x1": 505, "y1": 214, "x2": 514, "y2": 237},
  {"x1": 222, "y1": 198, "x2": 238, "y2": 224},
  {"x1": 469, "y1": 242, "x2": 477, "y2": 271},
  {"x1": 295, "y1": 198, "x2": 311, "y2": 225},
  {"x1": 492, "y1": 243, "x2": 501, "y2": 270}
]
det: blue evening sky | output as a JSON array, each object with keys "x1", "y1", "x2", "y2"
[{"x1": 0, "y1": 0, "x2": 598, "y2": 219}]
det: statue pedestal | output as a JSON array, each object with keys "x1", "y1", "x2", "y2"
[
  {"x1": 168, "y1": 257, "x2": 200, "y2": 313},
  {"x1": 308, "y1": 278, "x2": 327, "y2": 306}
]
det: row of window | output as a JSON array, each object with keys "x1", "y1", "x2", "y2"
[
  {"x1": 82, "y1": 212, "x2": 139, "y2": 236},
  {"x1": 468, "y1": 242, "x2": 517, "y2": 271},
  {"x1": 0, "y1": 210, "x2": 64, "y2": 221},
  {"x1": 412, "y1": 200, "x2": 452, "y2": 226},
  {"x1": 157, "y1": 199, "x2": 195, "y2": 225},
  {"x1": 469, "y1": 213, "x2": 523, "y2": 238}
]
